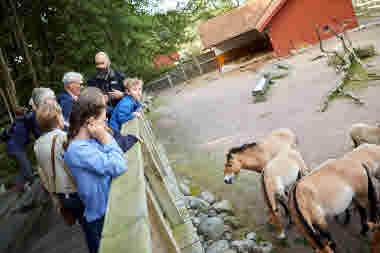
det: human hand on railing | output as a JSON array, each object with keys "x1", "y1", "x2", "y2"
[{"x1": 133, "y1": 111, "x2": 142, "y2": 119}]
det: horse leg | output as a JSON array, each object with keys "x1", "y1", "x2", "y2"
[
  {"x1": 343, "y1": 208, "x2": 351, "y2": 225},
  {"x1": 278, "y1": 194, "x2": 292, "y2": 230},
  {"x1": 289, "y1": 186, "x2": 326, "y2": 252},
  {"x1": 264, "y1": 176, "x2": 285, "y2": 239},
  {"x1": 353, "y1": 199, "x2": 369, "y2": 235},
  {"x1": 334, "y1": 208, "x2": 351, "y2": 226},
  {"x1": 314, "y1": 221, "x2": 339, "y2": 253}
]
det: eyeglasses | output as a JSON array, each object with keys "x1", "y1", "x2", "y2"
[{"x1": 95, "y1": 62, "x2": 105, "y2": 66}]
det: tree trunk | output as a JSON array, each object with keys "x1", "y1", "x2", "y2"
[
  {"x1": 8, "y1": 0, "x2": 39, "y2": 88},
  {"x1": 0, "y1": 48, "x2": 18, "y2": 115}
]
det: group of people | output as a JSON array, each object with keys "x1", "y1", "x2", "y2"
[{"x1": 1, "y1": 52, "x2": 144, "y2": 253}]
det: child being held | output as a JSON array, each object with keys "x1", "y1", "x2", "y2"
[{"x1": 109, "y1": 78, "x2": 143, "y2": 134}]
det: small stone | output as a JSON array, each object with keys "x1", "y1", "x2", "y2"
[
  {"x1": 206, "y1": 240, "x2": 230, "y2": 253},
  {"x1": 212, "y1": 200, "x2": 234, "y2": 214},
  {"x1": 199, "y1": 191, "x2": 216, "y2": 204},
  {"x1": 223, "y1": 232, "x2": 232, "y2": 240},
  {"x1": 224, "y1": 216, "x2": 242, "y2": 229},
  {"x1": 224, "y1": 249, "x2": 237, "y2": 253},
  {"x1": 188, "y1": 196, "x2": 210, "y2": 210},
  {"x1": 246, "y1": 232, "x2": 257, "y2": 241},
  {"x1": 224, "y1": 224, "x2": 233, "y2": 233},
  {"x1": 252, "y1": 242, "x2": 273, "y2": 253},
  {"x1": 183, "y1": 178, "x2": 192, "y2": 185},
  {"x1": 188, "y1": 209, "x2": 197, "y2": 217},
  {"x1": 197, "y1": 212, "x2": 209, "y2": 221},
  {"x1": 207, "y1": 209, "x2": 218, "y2": 217},
  {"x1": 179, "y1": 183, "x2": 191, "y2": 196},
  {"x1": 191, "y1": 217, "x2": 201, "y2": 226},
  {"x1": 199, "y1": 217, "x2": 225, "y2": 240},
  {"x1": 231, "y1": 240, "x2": 256, "y2": 252}
]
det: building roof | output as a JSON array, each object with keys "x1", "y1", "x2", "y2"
[{"x1": 198, "y1": 0, "x2": 287, "y2": 48}]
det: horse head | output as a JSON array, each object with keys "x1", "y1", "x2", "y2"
[{"x1": 224, "y1": 142, "x2": 259, "y2": 184}]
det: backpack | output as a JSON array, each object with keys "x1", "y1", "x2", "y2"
[{"x1": 0, "y1": 112, "x2": 34, "y2": 143}]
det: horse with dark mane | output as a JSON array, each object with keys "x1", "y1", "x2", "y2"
[{"x1": 224, "y1": 128, "x2": 297, "y2": 184}]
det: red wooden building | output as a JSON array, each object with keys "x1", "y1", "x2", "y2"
[{"x1": 199, "y1": 0, "x2": 358, "y2": 66}]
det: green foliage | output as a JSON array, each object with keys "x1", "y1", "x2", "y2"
[{"x1": 0, "y1": 0, "x2": 193, "y2": 106}]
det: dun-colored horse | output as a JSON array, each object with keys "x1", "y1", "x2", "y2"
[
  {"x1": 224, "y1": 128, "x2": 297, "y2": 184},
  {"x1": 288, "y1": 144, "x2": 380, "y2": 253},
  {"x1": 261, "y1": 148, "x2": 308, "y2": 239}
]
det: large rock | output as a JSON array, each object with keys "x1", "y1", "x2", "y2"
[
  {"x1": 199, "y1": 217, "x2": 225, "y2": 240},
  {"x1": 199, "y1": 191, "x2": 216, "y2": 204},
  {"x1": 212, "y1": 200, "x2": 234, "y2": 214},
  {"x1": 230, "y1": 240, "x2": 257, "y2": 253},
  {"x1": 223, "y1": 216, "x2": 242, "y2": 229},
  {"x1": 206, "y1": 240, "x2": 230, "y2": 253},
  {"x1": 186, "y1": 196, "x2": 210, "y2": 210}
]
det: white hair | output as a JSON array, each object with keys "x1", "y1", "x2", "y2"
[
  {"x1": 62, "y1": 72, "x2": 83, "y2": 89},
  {"x1": 95, "y1": 52, "x2": 111, "y2": 65},
  {"x1": 31, "y1": 87, "x2": 56, "y2": 108}
]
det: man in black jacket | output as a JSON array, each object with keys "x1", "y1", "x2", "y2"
[{"x1": 87, "y1": 52, "x2": 126, "y2": 115}]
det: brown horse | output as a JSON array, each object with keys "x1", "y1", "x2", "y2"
[
  {"x1": 224, "y1": 128, "x2": 297, "y2": 184},
  {"x1": 288, "y1": 144, "x2": 380, "y2": 253},
  {"x1": 261, "y1": 148, "x2": 309, "y2": 239}
]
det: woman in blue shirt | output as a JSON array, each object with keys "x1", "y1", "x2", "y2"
[{"x1": 64, "y1": 87, "x2": 127, "y2": 253}]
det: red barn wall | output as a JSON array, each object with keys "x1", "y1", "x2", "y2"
[{"x1": 268, "y1": 0, "x2": 358, "y2": 57}]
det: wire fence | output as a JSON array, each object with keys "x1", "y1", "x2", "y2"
[{"x1": 145, "y1": 51, "x2": 218, "y2": 93}]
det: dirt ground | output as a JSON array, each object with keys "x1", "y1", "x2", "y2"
[{"x1": 150, "y1": 24, "x2": 380, "y2": 253}]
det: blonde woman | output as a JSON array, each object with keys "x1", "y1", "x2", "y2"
[{"x1": 34, "y1": 102, "x2": 84, "y2": 225}]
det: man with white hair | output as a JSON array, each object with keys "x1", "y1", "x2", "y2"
[
  {"x1": 57, "y1": 72, "x2": 83, "y2": 124},
  {"x1": 87, "y1": 52, "x2": 126, "y2": 115}
]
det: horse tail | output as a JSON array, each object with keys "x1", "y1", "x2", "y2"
[
  {"x1": 291, "y1": 182, "x2": 325, "y2": 250},
  {"x1": 362, "y1": 163, "x2": 378, "y2": 223},
  {"x1": 297, "y1": 170, "x2": 302, "y2": 180}
]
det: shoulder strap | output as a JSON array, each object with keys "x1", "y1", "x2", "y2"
[
  {"x1": 53, "y1": 134, "x2": 77, "y2": 188},
  {"x1": 51, "y1": 134, "x2": 58, "y2": 193}
]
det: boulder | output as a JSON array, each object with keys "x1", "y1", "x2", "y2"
[
  {"x1": 199, "y1": 217, "x2": 225, "y2": 240},
  {"x1": 212, "y1": 200, "x2": 234, "y2": 214}
]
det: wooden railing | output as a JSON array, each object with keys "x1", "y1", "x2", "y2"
[{"x1": 100, "y1": 116, "x2": 204, "y2": 253}]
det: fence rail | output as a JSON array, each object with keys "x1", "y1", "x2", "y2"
[
  {"x1": 145, "y1": 51, "x2": 218, "y2": 93},
  {"x1": 100, "y1": 116, "x2": 204, "y2": 253}
]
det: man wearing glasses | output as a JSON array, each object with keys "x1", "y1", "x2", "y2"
[
  {"x1": 57, "y1": 72, "x2": 83, "y2": 126},
  {"x1": 87, "y1": 52, "x2": 126, "y2": 116}
]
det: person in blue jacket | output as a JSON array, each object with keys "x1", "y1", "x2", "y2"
[
  {"x1": 4, "y1": 88, "x2": 56, "y2": 192},
  {"x1": 64, "y1": 87, "x2": 127, "y2": 253},
  {"x1": 57, "y1": 72, "x2": 83, "y2": 127},
  {"x1": 109, "y1": 78, "x2": 143, "y2": 134}
]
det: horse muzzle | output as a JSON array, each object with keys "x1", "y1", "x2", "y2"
[{"x1": 224, "y1": 175, "x2": 234, "y2": 184}]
